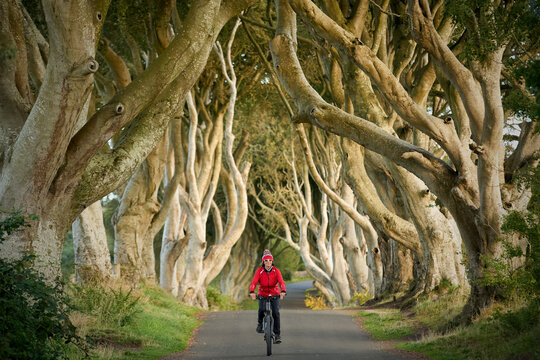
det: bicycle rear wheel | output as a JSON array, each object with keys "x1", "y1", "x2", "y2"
[{"x1": 264, "y1": 315, "x2": 273, "y2": 356}]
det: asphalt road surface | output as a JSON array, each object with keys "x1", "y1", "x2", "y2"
[{"x1": 176, "y1": 281, "x2": 404, "y2": 359}]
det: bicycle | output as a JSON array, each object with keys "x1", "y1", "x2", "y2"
[{"x1": 256, "y1": 294, "x2": 281, "y2": 356}]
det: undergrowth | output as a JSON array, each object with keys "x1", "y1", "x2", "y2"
[
  {"x1": 0, "y1": 211, "x2": 86, "y2": 360},
  {"x1": 358, "y1": 282, "x2": 539, "y2": 359},
  {"x1": 67, "y1": 283, "x2": 200, "y2": 359},
  {"x1": 69, "y1": 284, "x2": 140, "y2": 327},
  {"x1": 206, "y1": 286, "x2": 241, "y2": 311},
  {"x1": 398, "y1": 298, "x2": 540, "y2": 359},
  {"x1": 305, "y1": 294, "x2": 329, "y2": 310}
]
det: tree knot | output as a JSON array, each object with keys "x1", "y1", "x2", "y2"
[
  {"x1": 72, "y1": 58, "x2": 99, "y2": 77},
  {"x1": 469, "y1": 141, "x2": 485, "y2": 154},
  {"x1": 115, "y1": 103, "x2": 125, "y2": 115},
  {"x1": 352, "y1": 37, "x2": 363, "y2": 46}
]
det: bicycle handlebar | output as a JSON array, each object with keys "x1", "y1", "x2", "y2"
[{"x1": 256, "y1": 294, "x2": 282, "y2": 300}]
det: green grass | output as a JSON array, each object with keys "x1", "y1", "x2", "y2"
[
  {"x1": 68, "y1": 284, "x2": 200, "y2": 359},
  {"x1": 120, "y1": 286, "x2": 200, "y2": 358},
  {"x1": 356, "y1": 287, "x2": 539, "y2": 360},
  {"x1": 413, "y1": 288, "x2": 469, "y2": 328},
  {"x1": 356, "y1": 310, "x2": 414, "y2": 340},
  {"x1": 398, "y1": 313, "x2": 540, "y2": 360},
  {"x1": 398, "y1": 298, "x2": 540, "y2": 360}
]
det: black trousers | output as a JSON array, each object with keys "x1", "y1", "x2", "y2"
[{"x1": 258, "y1": 297, "x2": 281, "y2": 335}]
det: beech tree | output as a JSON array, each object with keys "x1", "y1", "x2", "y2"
[
  {"x1": 220, "y1": 217, "x2": 266, "y2": 302},
  {"x1": 249, "y1": 123, "x2": 358, "y2": 305},
  {"x1": 268, "y1": 0, "x2": 539, "y2": 318},
  {"x1": 0, "y1": 0, "x2": 256, "y2": 280},
  {"x1": 159, "y1": 120, "x2": 189, "y2": 295},
  {"x1": 243, "y1": 7, "x2": 464, "y2": 300},
  {"x1": 171, "y1": 20, "x2": 253, "y2": 308}
]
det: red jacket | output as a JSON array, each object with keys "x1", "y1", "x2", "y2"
[{"x1": 250, "y1": 266, "x2": 287, "y2": 296}]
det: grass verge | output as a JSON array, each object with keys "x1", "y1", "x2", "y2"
[
  {"x1": 356, "y1": 310, "x2": 414, "y2": 340},
  {"x1": 67, "y1": 283, "x2": 200, "y2": 359},
  {"x1": 355, "y1": 287, "x2": 539, "y2": 360}
]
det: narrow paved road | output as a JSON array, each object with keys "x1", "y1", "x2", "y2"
[{"x1": 173, "y1": 281, "x2": 405, "y2": 359}]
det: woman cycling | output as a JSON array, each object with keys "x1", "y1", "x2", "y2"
[{"x1": 249, "y1": 249, "x2": 286, "y2": 343}]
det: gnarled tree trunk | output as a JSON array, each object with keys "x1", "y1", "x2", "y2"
[
  {"x1": 220, "y1": 218, "x2": 263, "y2": 302},
  {"x1": 72, "y1": 201, "x2": 113, "y2": 284}
]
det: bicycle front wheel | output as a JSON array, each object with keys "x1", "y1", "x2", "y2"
[{"x1": 264, "y1": 316, "x2": 273, "y2": 356}]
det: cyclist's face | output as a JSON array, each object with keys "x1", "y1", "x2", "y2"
[{"x1": 264, "y1": 259, "x2": 272, "y2": 268}]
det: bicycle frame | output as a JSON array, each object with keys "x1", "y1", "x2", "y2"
[{"x1": 257, "y1": 294, "x2": 280, "y2": 356}]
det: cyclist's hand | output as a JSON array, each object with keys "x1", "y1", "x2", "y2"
[
  {"x1": 280, "y1": 293, "x2": 285, "y2": 300},
  {"x1": 250, "y1": 293, "x2": 256, "y2": 300}
]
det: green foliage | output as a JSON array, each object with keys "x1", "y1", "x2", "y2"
[
  {"x1": 503, "y1": 87, "x2": 537, "y2": 120},
  {"x1": 445, "y1": 0, "x2": 535, "y2": 61},
  {"x1": 101, "y1": 196, "x2": 119, "y2": 253},
  {"x1": 271, "y1": 241, "x2": 302, "y2": 281},
  {"x1": 512, "y1": 165, "x2": 540, "y2": 216},
  {"x1": 432, "y1": 277, "x2": 457, "y2": 295},
  {"x1": 118, "y1": 286, "x2": 199, "y2": 358},
  {"x1": 206, "y1": 286, "x2": 239, "y2": 311},
  {"x1": 502, "y1": 165, "x2": 539, "y2": 294},
  {"x1": 504, "y1": 59, "x2": 540, "y2": 127},
  {"x1": 360, "y1": 286, "x2": 537, "y2": 360},
  {"x1": 490, "y1": 298, "x2": 540, "y2": 336},
  {"x1": 395, "y1": 161, "x2": 539, "y2": 359},
  {"x1": 61, "y1": 230, "x2": 74, "y2": 280},
  {"x1": 69, "y1": 284, "x2": 140, "y2": 327},
  {"x1": 479, "y1": 238, "x2": 536, "y2": 298},
  {"x1": 0, "y1": 209, "x2": 36, "y2": 235},
  {"x1": 281, "y1": 268, "x2": 292, "y2": 281},
  {"x1": 415, "y1": 286, "x2": 468, "y2": 329},
  {"x1": 0, "y1": 211, "x2": 85, "y2": 359}
]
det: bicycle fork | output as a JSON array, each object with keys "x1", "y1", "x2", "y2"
[{"x1": 263, "y1": 300, "x2": 274, "y2": 341}]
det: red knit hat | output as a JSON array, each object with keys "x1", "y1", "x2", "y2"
[{"x1": 262, "y1": 249, "x2": 273, "y2": 262}]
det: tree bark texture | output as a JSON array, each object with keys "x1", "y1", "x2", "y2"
[{"x1": 72, "y1": 201, "x2": 113, "y2": 284}]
